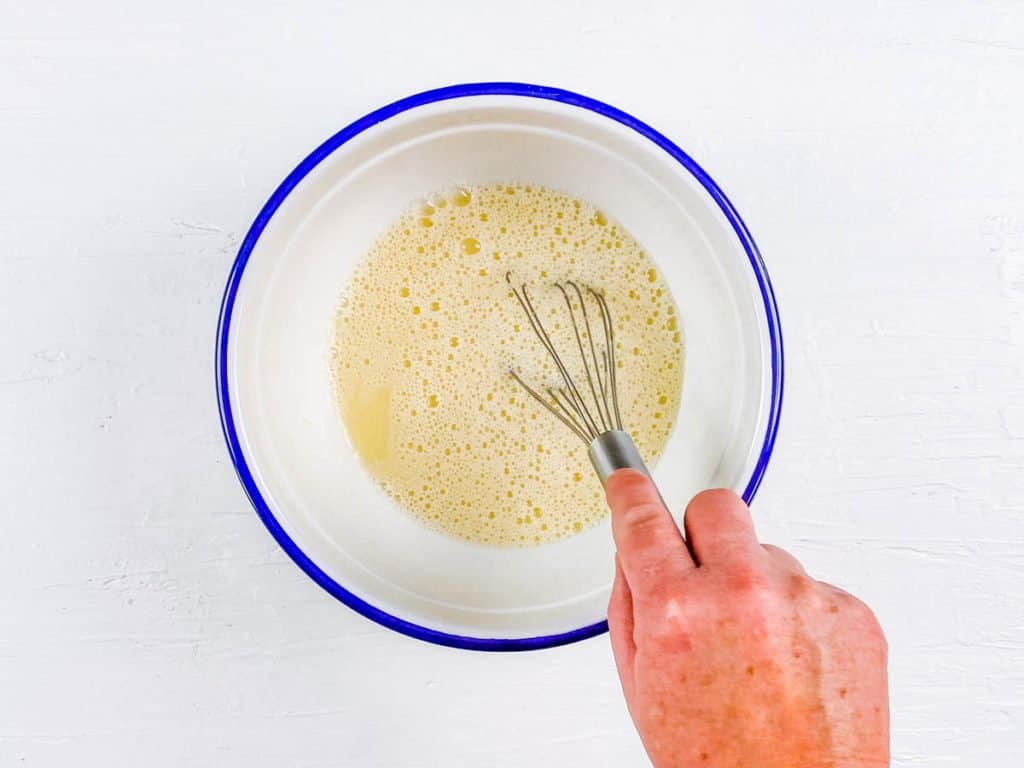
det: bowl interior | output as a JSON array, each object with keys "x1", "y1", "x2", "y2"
[{"x1": 224, "y1": 92, "x2": 775, "y2": 642}]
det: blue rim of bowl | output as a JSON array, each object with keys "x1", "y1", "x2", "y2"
[{"x1": 215, "y1": 82, "x2": 784, "y2": 652}]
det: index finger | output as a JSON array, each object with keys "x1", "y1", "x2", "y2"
[{"x1": 605, "y1": 469, "x2": 695, "y2": 596}]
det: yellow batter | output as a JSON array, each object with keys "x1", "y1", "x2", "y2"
[{"x1": 331, "y1": 183, "x2": 683, "y2": 546}]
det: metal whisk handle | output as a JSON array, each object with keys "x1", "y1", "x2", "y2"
[{"x1": 588, "y1": 430, "x2": 650, "y2": 485}]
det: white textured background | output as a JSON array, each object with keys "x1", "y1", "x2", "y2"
[{"x1": 2, "y1": 1, "x2": 1022, "y2": 765}]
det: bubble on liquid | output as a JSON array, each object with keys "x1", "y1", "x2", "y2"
[{"x1": 330, "y1": 182, "x2": 684, "y2": 546}]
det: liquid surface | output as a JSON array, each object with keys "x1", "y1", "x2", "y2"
[{"x1": 332, "y1": 183, "x2": 683, "y2": 546}]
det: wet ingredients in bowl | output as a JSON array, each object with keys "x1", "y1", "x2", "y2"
[{"x1": 331, "y1": 183, "x2": 683, "y2": 546}]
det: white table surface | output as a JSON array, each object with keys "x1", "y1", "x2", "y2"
[{"x1": 2, "y1": 1, "x2": 1022, "y2": 765}]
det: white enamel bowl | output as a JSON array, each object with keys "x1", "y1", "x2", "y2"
[{"x1": 216, "y1": 83, "x2": 783, "y2": 650}]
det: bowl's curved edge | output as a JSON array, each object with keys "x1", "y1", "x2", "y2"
[{"x1": 215, "y1": 81, "x2": 784, "y2": 652}]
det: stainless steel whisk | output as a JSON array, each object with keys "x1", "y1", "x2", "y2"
[{"x1": 505, "y1": 272, "x2": 652, "y2": 485}]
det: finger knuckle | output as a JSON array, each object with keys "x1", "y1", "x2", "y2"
[
  {"x1": 622, "y1": 502, "x2": 668, "y2": 530},
  {"x1": 763, "y1": 543, "x2": 797, "y2": 562},
  {"x1": 826, "y1": 591, "x2": 887, "y2": 648},
  {"x1": 632, "y1": 552, "x2": 675, "y2": 585},
  {"x1": 784, "y1": 571, "x2": 815, "y2": 598},
  {"x1": 725, "y1": 567, "x2": 777, "y2": 604}
]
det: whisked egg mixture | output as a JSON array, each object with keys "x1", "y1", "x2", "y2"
[{"x1": 331, "y1": 183, "x2": 683, "y2": 546}]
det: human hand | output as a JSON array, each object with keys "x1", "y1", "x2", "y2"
[{"x1": 605, "y1": 470, "x2": 889, "y2": 767}]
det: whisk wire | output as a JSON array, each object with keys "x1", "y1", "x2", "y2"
[
  {"x1": 551, "y1": 386, "x2": 591, "y2": 435},
  {"x1": 568, "y1": 281, "x2": 614, "y2": 432},
  {"x1": 590, "y1": 288, "x2": 623, "y2": 430},
  {"x1": 555, "y1": 283, "x2": 608, "y2": 434},
  {"x1": 508, "y1": 369, "x2": 590, "y2": 443},
  {"x1": 507, "y1": 275, "x2": 600, "y2": 439},
  {"x1": 548, "y1": 387, "x2": 592, "y2": 439},
  {"x1": 506, "y1": 272, "x2": 624, "y2": 445},
  {"x1": 507, "y1": 271, "x2": 654, "y2": 486}
]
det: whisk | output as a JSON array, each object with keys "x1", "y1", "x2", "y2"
[{"x1": 505, "y1": 272, "x2": 654, "y2": 485}]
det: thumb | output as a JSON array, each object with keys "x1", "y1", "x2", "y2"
[{"x1": 605, "y1": 469, "x2": 694, "y2": 596}]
